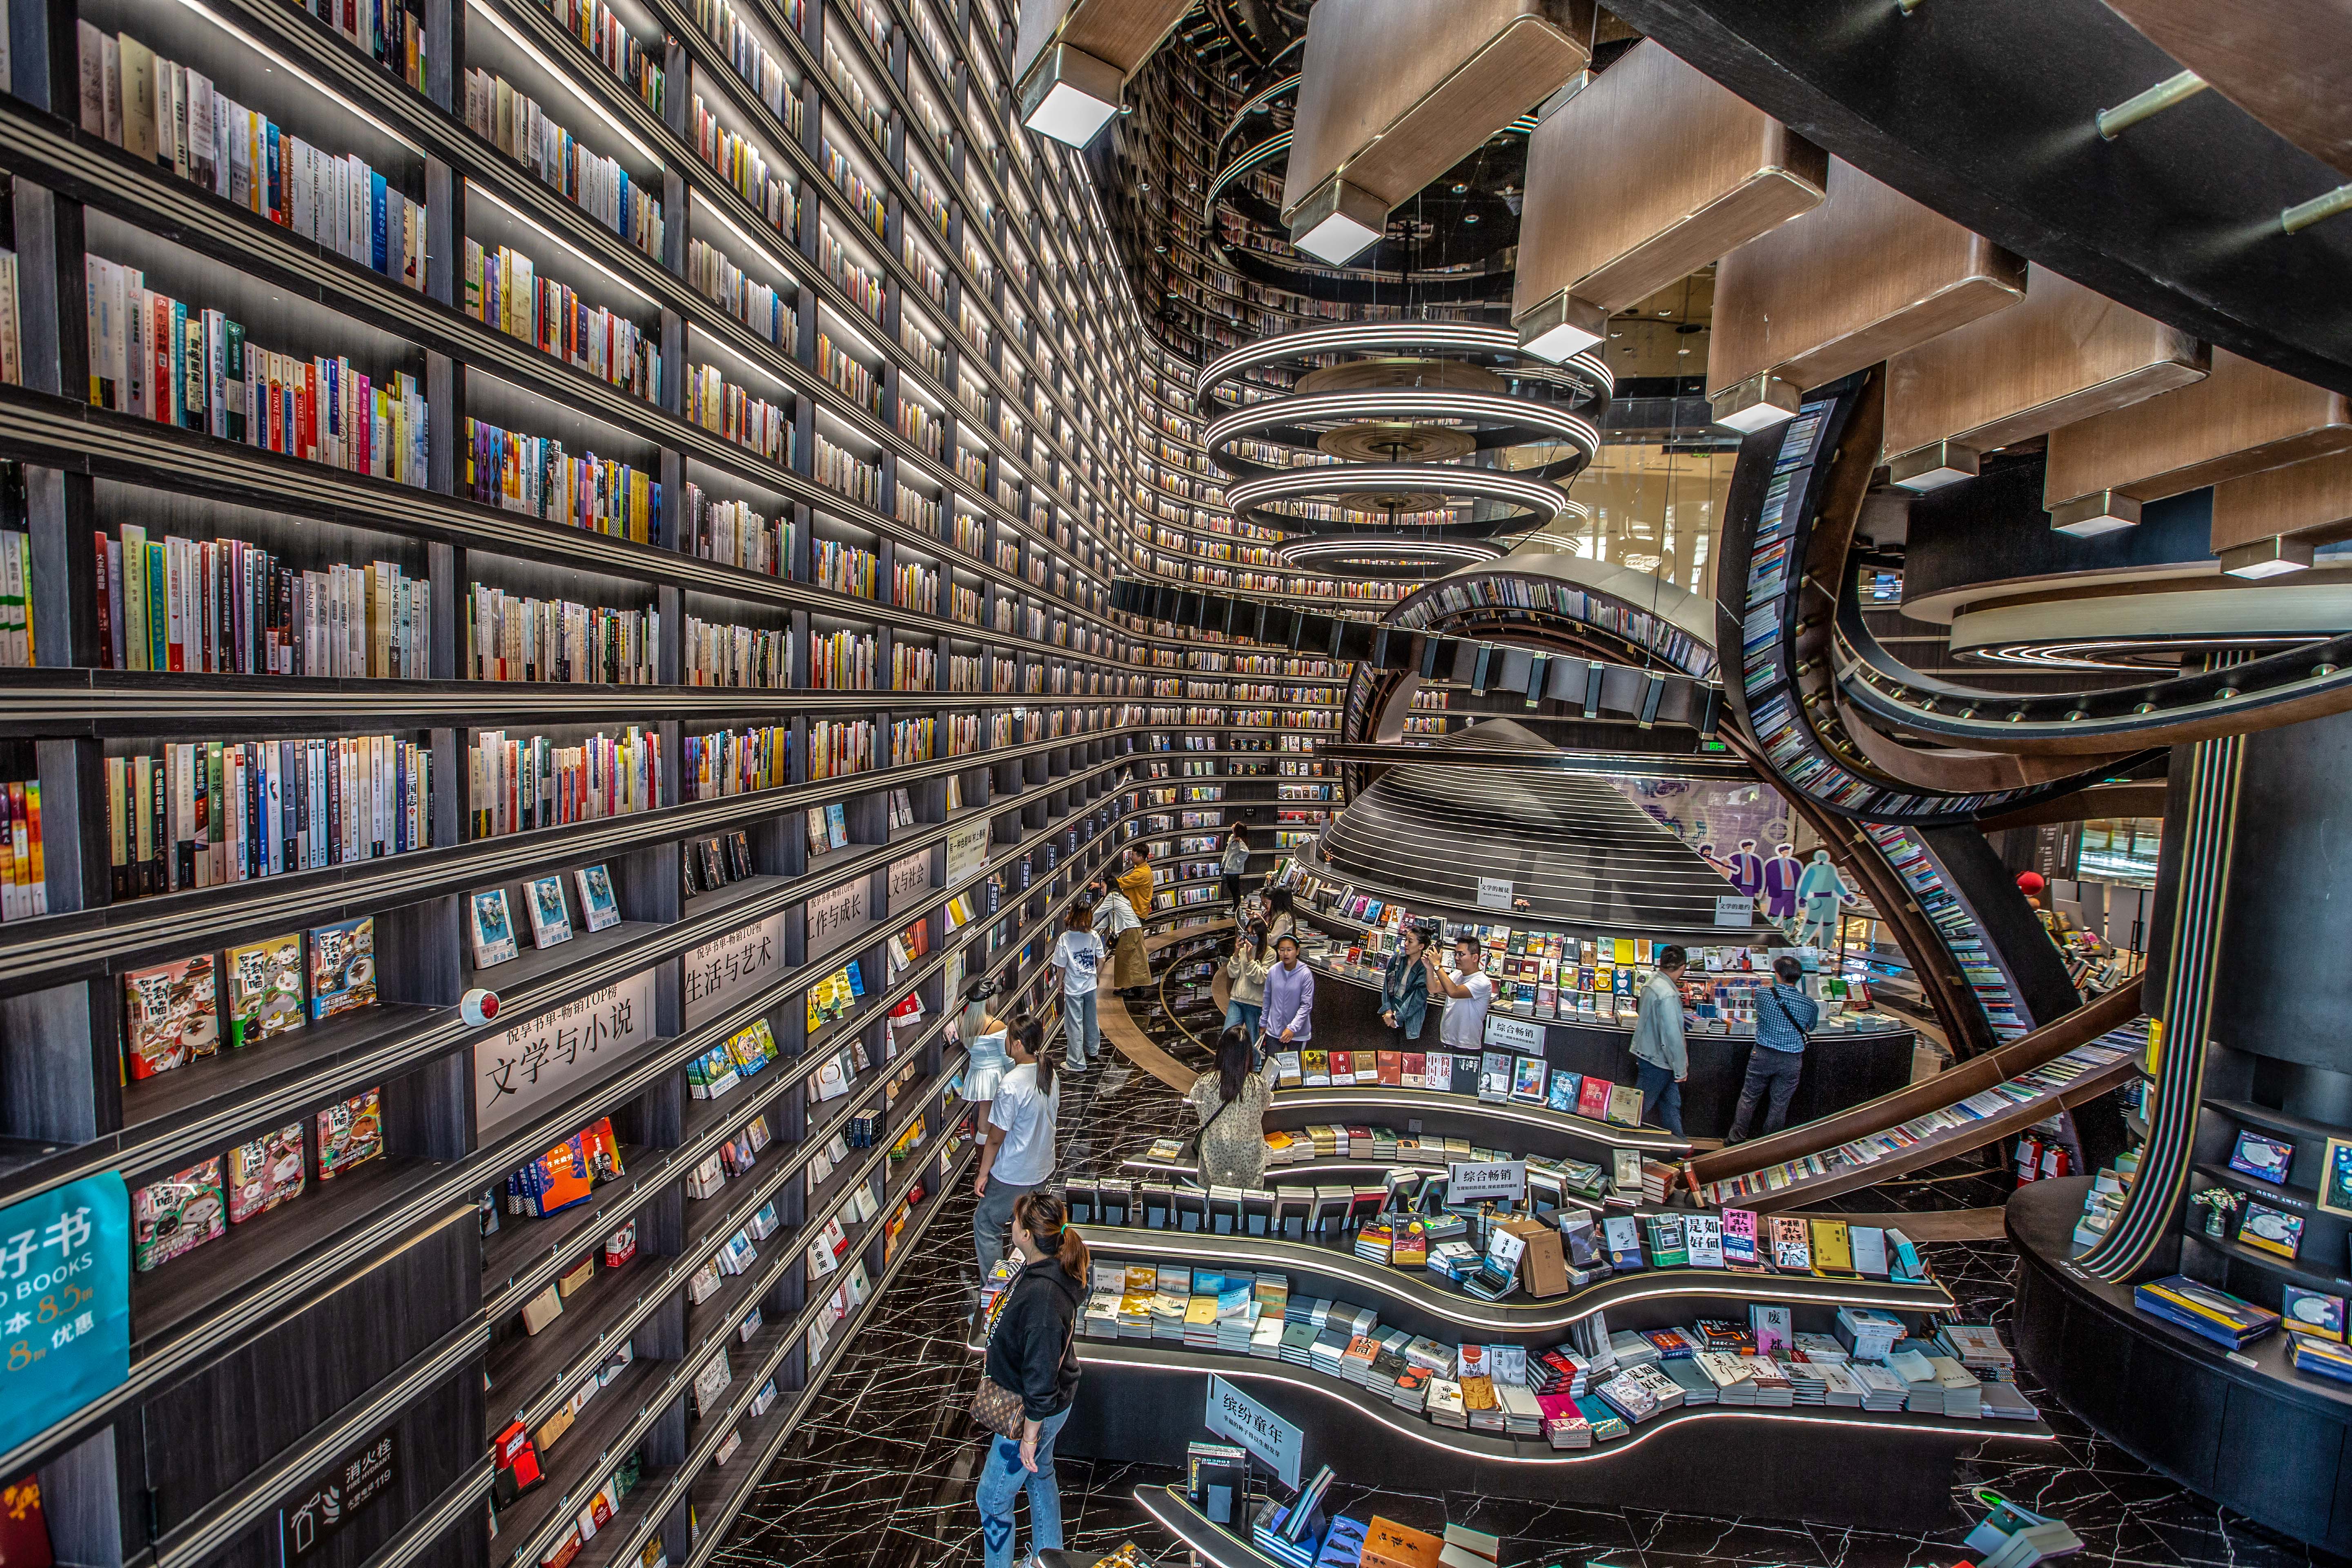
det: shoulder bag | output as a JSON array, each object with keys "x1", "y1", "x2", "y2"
[
  {"x1": 971, "y1": 1280, "x2": 1077, "y2": 1439},
  {"x1": 1762, "y1": 985, "x2": 1812, "y2": 1047}
]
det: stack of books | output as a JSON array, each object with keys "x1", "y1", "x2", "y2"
[
  {"x1": 1693, "y1": 1351, "x2": 1756, "y2": 1405},
  {"x1": 1931, "y1": 1356, "x2": 1984, "y2": 1418},
  {"x1": 1426, "y1": 1377, "x2": 1468, "y2": 1428},
  {"x1": 1497, "y1": 1382, "x2": 1544, "y2": 1435},
  {"x1": 1748, "y1": 1358, "x2": 1794, "y2": 1407},
  {"x1": 1309, "y1": 1328, "x2": 1351, "y2": 1380},
  {"x1": 1183, "y1": 1294, "x2": 1220, "y2": 1350},
  {"x1": 1390, "y1": 1365, "x2": 1432, "y2": 1413},
  {"x1": 1462, "y1": 1375, "x2": 1503, "y2": 1433},
  {"x1": 1149, "y1": 1293, "x2": 1187, "y2": 1342},
  {"x1": 1541, "y1": 1395, "x2": 1592, "y2": 1448},
  {"x1": 1662, "y1": 1360, "x2": 1716, "y2": 1406},
  {"x1": 1279, "y1": 1318, "x2": 1319, "y2": 1365},
  {"x1": 1937, "y1": 1323, "x2": 2018, "y2": 1382},
  {"x1": 1887, "y1": 1346, "x2": 1943, "y2": 1412},
  {"x1": 1853, "y1": 1361, "x2": 1909, "y2": 1411},
  {"x1": 2133, "y1": 1276, "x2": 2281, "y2": 1350},
  {"x1": 1607, "y1": 1330, "x2": 1661, "y2": 1370},
  {"x1": 1818, "y1": 1361, "x2": 1868, "y2": 1408},
  {"x1": 1341, "y1": 1335, "x2": 1381, "y2": 1387},
  {"x1": 1593, "y1": 1370, "x2": 1661, "y2": 1425},
  {"x1": 1781, "y1": 1359, "x2": 1826, "y2": 1405},
  {"x1": 1577, "y1": 1393, "x2": 1630, "y2": 1443},
  {"x1": 1835, "y1": 1306, "x2": 1906, "y2": 1361}
]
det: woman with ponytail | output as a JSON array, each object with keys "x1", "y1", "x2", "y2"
[
  {"x1": 972, "y1": 1018, "x2": 1060, "y2": 1282},
  {"x1": 973, "y1": 1189, "x2": 1089, "y2": 1568}
]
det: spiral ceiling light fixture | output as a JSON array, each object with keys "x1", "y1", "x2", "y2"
[{"x1": 1196, "y1": 320, "x2": 1610, "y2": 572}]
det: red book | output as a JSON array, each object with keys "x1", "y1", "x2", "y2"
[
  {"x1": 1376, "y1": 1050, "x2": 1403, "y2": 1086},
  {"x1": 1575, "y1": 1076, "x2": 1612, "y2": 1120},
  {"x1": 1328, "y1": 1049, "x2": 1353, "y2": 1084}
]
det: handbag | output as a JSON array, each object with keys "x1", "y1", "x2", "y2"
[{"x1": 970, "y1": 1277, "x2": 1078, "y2": 1440}]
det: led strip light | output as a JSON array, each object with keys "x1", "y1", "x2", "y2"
[{"x1": 1227, "y1": 466, "x2": 1574, "y2": 532}]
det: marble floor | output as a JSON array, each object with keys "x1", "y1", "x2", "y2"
[{"x1": 713, "y1": 967, "x2": 2340, "y2": 1568}]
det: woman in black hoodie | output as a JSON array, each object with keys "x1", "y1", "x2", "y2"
[{"x1": 974, "y1": 1188, "x2": 1089, "y2": 1568}]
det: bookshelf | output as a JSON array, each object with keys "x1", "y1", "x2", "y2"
[{"x1": 0, "y1": 5, "x2": 1396, "y2": 1568}]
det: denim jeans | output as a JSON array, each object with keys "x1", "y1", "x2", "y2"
[
  {"x1": 1062, "y1": 989, "x2": 1099, "y2": 1068},
  {"x1": 976, "y1": 1405, "x2": 1072, "y2": 1568},
  {"x1": 1634, "y1": 1059, "x2": 1684, "y2": 1137},
  {"x1": 1728, "y1": 1046, "x2": 1805, "y2": 1142},
  {"x1": 1223, "y1": 999, "x2": 1261, "y2": 1038},
  {"x1": 973, "y1": 1174, "x2": 1040, "y2": 1281}
]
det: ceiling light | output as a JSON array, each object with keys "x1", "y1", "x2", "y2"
[
  {"x1": 1463, "y1": 213, "x2": 1480, "y2": 224},
  {"x1": 1886, "y1": 440, "x2": 1979, "y2": 492},
  {"x1": 1709, "y1": 372, "x2": 1802, "y2": 434},
  {"x1": 1020, "y1": 41, "x2": 1123, "y2": 145},
  {"x1": 2221, "y1": 535, "x2": 2316, "y2": 578},
  {"x1": 1450, "y1": 183, "x2": 1469, "y2": 194},
  {"x1": 1289, "y1": 177, "x2": 1387, "y2": 264},
  {"x1": 2049, "y1": 490, "x2": 2142, "y2": 537},
  {"x1": 1515, "y1": 290, "x2": 1606, "y2": 362}
]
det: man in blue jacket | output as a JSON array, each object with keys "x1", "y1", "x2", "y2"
[{"x1": 1726, "y1": 955, "x2": 1821, "y2": 1143}]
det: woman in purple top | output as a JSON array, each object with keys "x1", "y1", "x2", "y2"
[{"x1": 1258, "y1": 932, "x2": 1315, "y2": 1053}]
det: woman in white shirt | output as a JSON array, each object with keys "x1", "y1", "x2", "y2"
[
  {"x1": 973, "y1": 1019, "x2": 1060, "y2": 1280},
  {"x1": 955, "y1": 978, "x2": 1011, "y2": 1140},
  {"x1": 1049, "y1": 901, "x2": 1107, "y2": 1072}
]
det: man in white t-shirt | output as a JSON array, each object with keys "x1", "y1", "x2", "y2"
[
  {"x1": 973, "y1": 1022, "x2": 1061, "y2": 1280},
  {"x1": 1427, "y1": 933, "x2": 1494, "y2": 1049}
]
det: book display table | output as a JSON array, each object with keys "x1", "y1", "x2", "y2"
[{"x1": 1299, "y1": 950, "x2": 1916, "y2": 1141}]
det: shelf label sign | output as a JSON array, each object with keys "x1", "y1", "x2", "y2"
[
  {"x1": 280, "y1": 1428, "x2": 397, "y2": 1562},
  {"x1": 684, "y1": 912, "x2": 787, "y2": 1028},
  {"x1": 476, "y1": 968, "x2": 659, "y2": 1137},
  {"x1": 1476, "y1": 876, "x2": 1514, "y2": 911},
  {"x1": 1483, "y1": 1013, "x2": 1545, "y2": 1053},
  {"x1": 0, "y1": 1174, "x2": 130, "y2": 1458},
  {"x1": 946, "y1": 820, "x2": 991, "y2": 888},
  {"x1": 1447, "y1": 1159, "x2": 1527, "y2": 1205},
  {"x1": 1205, "y1": 1374, "x2": 1302, "y2": 1489},
  {"x1": 806, "y1": 878, "x2": 871, "y2": 957},
  {"x1": 1715, "y1": 894, "x2": 1755, "y2": 927},
  {"x1": 886, "y1": 850, "x2": 933, "y2": 914}
]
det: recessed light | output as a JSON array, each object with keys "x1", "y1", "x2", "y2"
[
  {"x1": 1450, "y1": 183, "x2": 1468, "y2": 194},
  {"x1": 1463, "y1": 213, "x2": 1480, "y2": 224},
  {"x1": 1657, "y1": 309, "x2": 1672, "y2": 316}
]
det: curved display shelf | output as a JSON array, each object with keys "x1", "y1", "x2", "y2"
[
  {"x1": 1079, "y1": 1227, "x2": 1954, "y2": 1342},
  {"x1": 1264, "y1": 1085, "x2": 1692, "y2": 1158},
  {"x1": 1063, "y1": 1344, "x2": 2051, "y2": 1522}
]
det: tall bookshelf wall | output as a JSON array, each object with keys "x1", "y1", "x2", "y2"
[{"x1": 0, "y1": 0, "x2": 1368, "y2": 1563}]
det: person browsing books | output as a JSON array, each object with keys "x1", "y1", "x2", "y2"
[
  {"x1": 1048, "y1": 901, "x2": 1105, "y2": 1073},
  {"x1": 973, "y1": 1019, "x2": 1060, "y2": 1282},
  {"x1": 1263, "y1": 885, "x2": 1298, "y2": 945},
  {"x1": 973, "y1": 1189, "x2": 1089, "y2": 1568},
  {"x1": 1225, "y1": 921, "x2": 1271, "y2": 1040},
  {"x1": 1628, "y1": 945, "x2": 1692, "y2": 1137},
  {"x1": 955, "y1": 977, "x2": 1011, "y2": 1142},
  {"x1": 1091, "y1": 878, "x2": 1149, "y2": 994},
  {"x1": 1378, "y1": 924, "x2": 1433, "y2": 1044},
  {"x1": 1219, "y1": 824, "x2": 1252, "y2": 908},
  {"x1": 1115, "y1": 847, "x2": 1156, "y2": 926},
  {"x1": 1259, "y1": 933, "x2": 1314, "y2": 1051},
  {"x1": 1725, "y1": 954, "x2": 1821, "y2": 1143},
  {"x1": 1427, "y1": 934, "x2": 1493, "y2": 1049},
  {"x1": 1187, "y1": 1026, "x2": 1281, "y2": 1191}
]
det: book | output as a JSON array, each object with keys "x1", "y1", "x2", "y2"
[
  {"x1": 317, "y1": 1088, "x2": 383, "y2": 1179},
  {"x1": 227, "y1": 1120, "x2": 305, "y2": 1223},
  {"x1": 1511, "y1": 1055, "x2": 1547, "y2": 1102},
  {"x1": 469, "y1": 887, "x2": 519, "y2": 967},
  {"x1": 1806, "y1": 1218, "x2": 1856, "y2": 1276},
  {"x1": 574, "y1": 864, "x2": 621, "y2": 931},
  {"x1": 122, "y1": 953, "x2": 220, "y2": 1078},
  {"x1": 1683, "y1": 1213, "x2": 1724, "y2": 1267},
  {"x1": 2238, "y1": 1198, "x2": 2305, "y2": 1259},
  {"x1": 2283, "y1": 1285, "x2": 2347, "y2": 1341},
  {"x1": 134, "y1": 1155, "x2": 227, "y2": 1269},
  {"x1": 224, "y1": 931, "x2": 304, "y2": 1047},
  {"x1": 307, "y1": 915, "x2": 377, "y2": 1019},
  {"x1": 1603, "y1": 1083, "x2": 1642, "y2": 1127},
  {"x1": 1720, "y1": 1208, "x2": 1760, "y2": 1267},
  {"x1": 525, "y1": 874, "x2": 573, "y2": 948},
  {"x1": 1768, "y1": 1215, "x2": 1812, "y2": 1271},
  {"x1": 1574, "y1": 1076, "x2": 1610, "y2": 1120}
]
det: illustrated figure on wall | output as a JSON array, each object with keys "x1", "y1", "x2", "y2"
[
  {"x1": 1795, "y1": 849, "x2": 1855, "y2": 949},
  {"x1": 1762, "y1": 842, "x2": 1805, "y2": 926},
  {"x1": 1728, "y1": 839, "x2": 1764, "y2": 902},
  {"x1": 1697, "y1": 842, "x2": 1733, "y2": 878}
]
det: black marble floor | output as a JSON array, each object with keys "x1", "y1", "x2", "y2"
[{"x1": 713, "y1": 973, "x2": 2343, "y2": 1568}]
